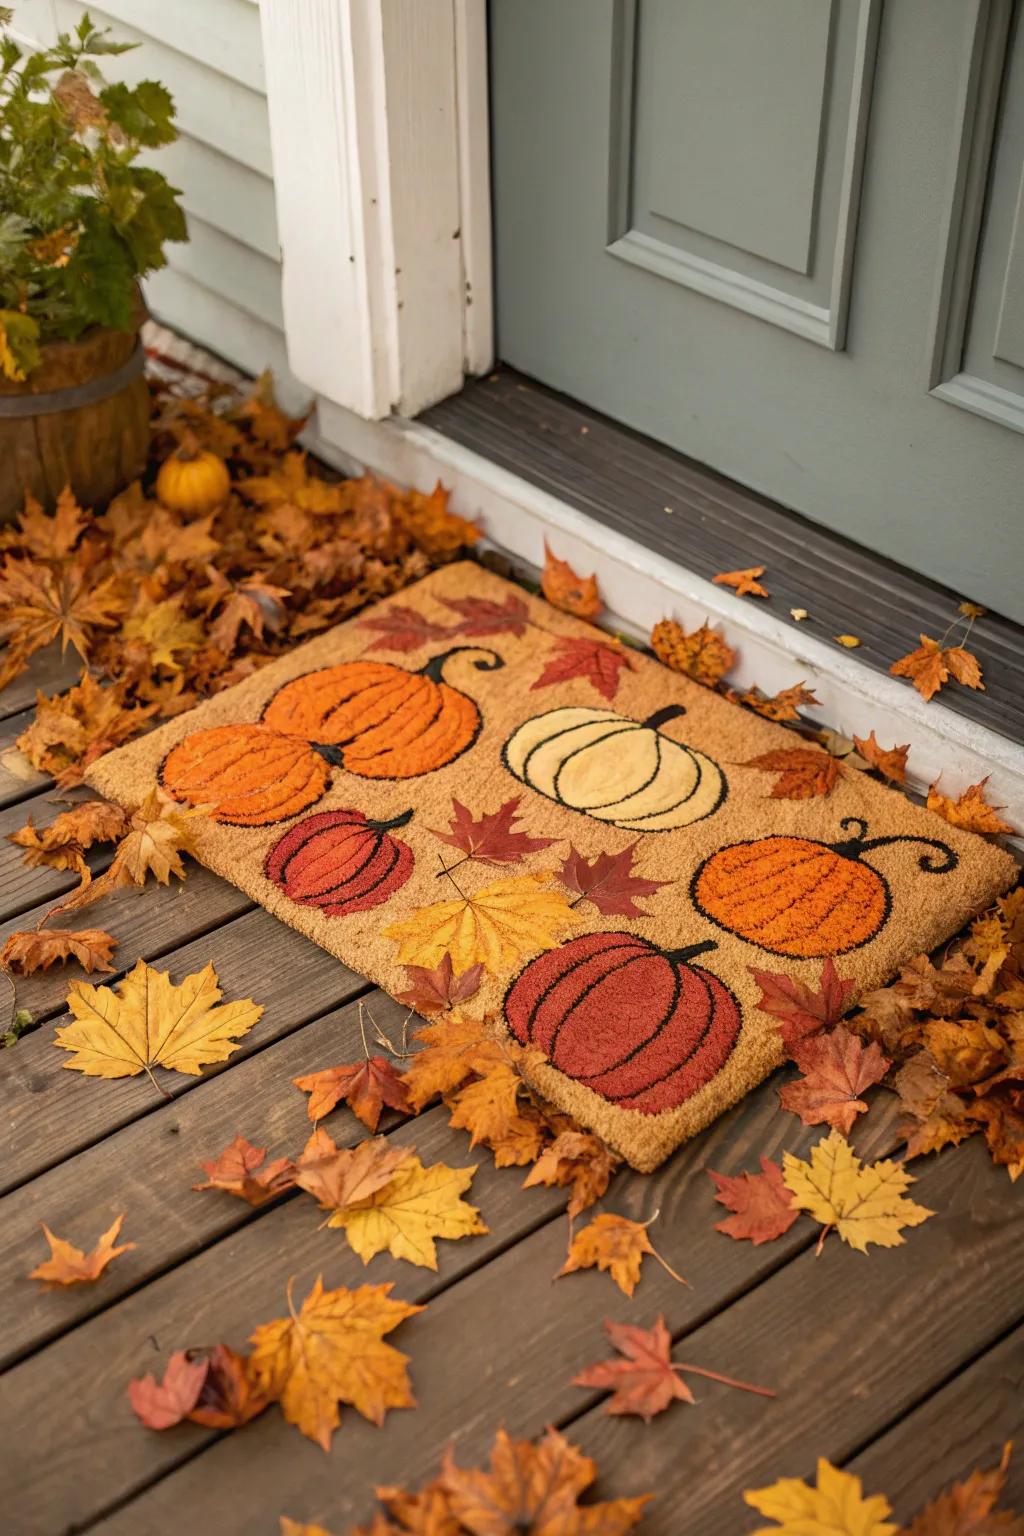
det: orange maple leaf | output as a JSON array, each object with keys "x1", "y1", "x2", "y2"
[
  {"x1": 29, "y1": 1213, "x2": 134, "y2": 1285},
  {"x1": 558, "y1": 1212, "x2": 686, "y2": 1297},
  {"x1": 927, "y1": 778, "x2": 1015, "y2": 836},
  {"x1": 650, "y1": 617, "x2": 736, "y2": 687},
  {"x1": 1, "y1": 927, "x2": 117, "y2": 975},
  {"x1": 713, "y1": 565, "x2": 768, "y2": 598},
  {"x1": 292, "y1": 1055, "x2": 411, "y2": 1131},
  {"x1": 193, "y1": 1134, "x2": 297, "y2": 1206},
  {"x1": 779, "y1": 1027, "x2": 891, "y2": 1135},
  {"x1": 541, "y1": 543, "x2": 602, "y2": 620},
  {"x1": 740, "y1": 747, "x2": 841, "y2": 800},
  {"x1": 738, "y1": 681, "x2": 820, "y2": 721},
  {"x1": 853, "y1": 731, "x2": 909, "y2": 784},
  {"x1": 890, "y1": 634, "x2": 984, "y2": 701}
]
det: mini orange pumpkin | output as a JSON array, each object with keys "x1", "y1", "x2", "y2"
[
  {"x1": 691, "y1": 816, "x2": 957, "y2": 958},
  {"x1": 155, "y1": 432, "x2": 231, "y2": 515},
  {"x1": 160, "y1": 722, "x2": 338, "y2": 826},
  {"x1": 262, "y1": 646, "x2": 503, "y2": 779}
]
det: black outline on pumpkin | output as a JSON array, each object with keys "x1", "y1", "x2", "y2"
[
  {"x1": 265, "y1": 806, "x2": 415, "y2": 916},
  {"x1": 502, "y1": 931, "x2": 741, "y2": 1113},
  {"x1": 689, "y1": 815, "x2": 959, "y2": 958},
  {"x1": 500, "y1": 703, "x2": 728, "y2": 833}
]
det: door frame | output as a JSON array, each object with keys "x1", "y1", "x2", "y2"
[{"x1": 259, "y1": 0, "x2": 493, "y2": 421}]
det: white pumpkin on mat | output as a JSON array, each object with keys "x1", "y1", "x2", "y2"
[{"x1": 502, "y1": 703, "x2": 727, "y2": 831}]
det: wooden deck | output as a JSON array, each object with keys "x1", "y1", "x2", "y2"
[{"x1": 1, "y1": 645, "x2": 1021, "y2": 1536}]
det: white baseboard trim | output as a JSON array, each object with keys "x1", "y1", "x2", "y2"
[{"x1": 310, "y1": 395, "x2": 1024, "y2": 841}]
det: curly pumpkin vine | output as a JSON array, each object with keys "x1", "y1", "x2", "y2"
[
  {"x1": 160, "y1": 646, "x2": 503, "y2": 825},
  {"x1": 504, "y1": 930, "x2": 741, "y2": 1114},
  {"x1": 691, "y1": 815, "x2": 959, "y2": 959},
  {"x1": 265, "y1": 806, "x2": 415, "y2": 916},
  {"x1": 503, "y1": 702, "x2": 727, "y2": 832}
]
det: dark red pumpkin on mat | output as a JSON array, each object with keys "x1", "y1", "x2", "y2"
[
  {"x1": 266, "y1": 806, "x2": 414, "y2": 916},
  {"x1": 504, "y1": 931, "x2": 740, "y2": 1114},
  {"x1": 691, "y1": 815, "x2": 958, "y2": 958}
]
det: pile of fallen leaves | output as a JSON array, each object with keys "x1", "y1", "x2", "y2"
[{"x1": 0, "y1": 369, "x2": 478, "y2": 788}]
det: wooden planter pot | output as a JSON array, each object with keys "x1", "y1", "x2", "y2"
[{"x1": 0, "y1": 306, "x2": 150, "y2": 521}]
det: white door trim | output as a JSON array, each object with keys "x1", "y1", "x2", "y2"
[
  {"x1": 259, "y1": 0, "x2": 492, "y2": 419},
  {"x1": 306, "y1": 395, "x2": 1024, "y2": 842}
]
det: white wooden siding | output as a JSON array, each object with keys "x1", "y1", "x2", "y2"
[{"x1": 11, "y1": 0, "x2": 307, "y2": 403}]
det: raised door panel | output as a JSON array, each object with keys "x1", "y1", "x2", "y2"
[{"x1": 610, "y1": 0, "x2": 880, "y2": 347}]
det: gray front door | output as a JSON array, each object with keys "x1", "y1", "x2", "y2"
[{"x1": 490, "y1": 0, "x2": 1024, "y2": 621}]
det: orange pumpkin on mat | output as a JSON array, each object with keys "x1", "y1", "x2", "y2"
[
  {"x1": 691, "y1": 815, "x2": 958, "y2": 958},
  {"x1": 262, "y1": 646, "x2": 503, "y2": 780},
  {"x1": 161, "y1": 722, "x2": 337, "y2": 826}
]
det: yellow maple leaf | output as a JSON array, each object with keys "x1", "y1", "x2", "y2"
[
  {"x1": 248, "y1": 1275, "x2": 422, "y2": 1450},
  {"x1": 447, "y1": 1062, "x2": 525, "y2": 1147},
  {"x1": 122, "y1": 599, "x2": 205, "y2": 671},
  {"x1": 328, "y1": 1154, "x2": 487, "y2": 1270},
  {"x1": 744, "y1": 1457, "x2": 897, "y2": 1535},
  {"x1": 55, "y1": 958, "x2": 263, "y2": 1085},
  {"x1": 782, "y1": 1131, "x2": 932, "y2": 1254},
  {"x1": 557, "y1": 1212, "x2": 682, "y2": 1297},
  {"x1": 383, "y1": 872, "x2": 577, "y2": 974}
]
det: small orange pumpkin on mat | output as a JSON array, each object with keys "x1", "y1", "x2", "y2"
[
  {"x1": 160, "y1": 722, "x2": 335, "y2": 826},
  {"x1": 691, "y1": 815, "x2": 958, "y2": 958}
]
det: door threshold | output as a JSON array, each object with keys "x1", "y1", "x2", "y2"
[{"x1": 309, "y1": 386, "x2": 1024, "y2": 840}]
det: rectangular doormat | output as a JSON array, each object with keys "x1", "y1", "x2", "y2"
[{"x1": 88, "y1": 562, "x2": 1017, "y2": 1170}]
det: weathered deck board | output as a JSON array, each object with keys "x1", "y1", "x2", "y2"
[
  {"x1": 0, "y1": 709, "x2": 51, "y2": 808},
  {"x1": 0, "y1": 644, "x2": 83, "y2": 719}
]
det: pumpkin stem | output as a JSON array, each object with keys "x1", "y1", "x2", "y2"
[
  {"x1": 418, "y1": 646, "x2": 504, "y2": 683},
  {"x1": 829, "y1": 816, "x2": 958, "y2": 873},
  {"x1": 368, "y1": 807, "x2": 414, "y2": 832},
  {"x1": 309, "y1": 741, "x2": 345, "y2": 767},
  {"x1": 664, "y1": 939, "x2": 718, "y2": 964},
  {"x1": 642, "y1": 704, "x2": 687, "y2": 732}
]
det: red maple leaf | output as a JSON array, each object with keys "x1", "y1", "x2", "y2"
[
  {"x1": 530, "y1": 636, "x2": 636, "y2": 702},
  {"x1": 292, "y1": 1055, "x2": 411, "y2": 1131},
  {"x1": 558, "y1": 842, "x2": 671, "y2": 918},
  {"x1": 442, "y1": 592, "x2": 531, "y2": 638},
  {"x1": 748, "y1": 958, "x2": 856, "y2": 1051},
  {"x1": 192, "y1": 1134, "x2": 296, "y2": 1206},
  {"x1": 427, "y1": 795, "x2": 558, "y2": 869},
  {"x1": 572, "y1": 1317, "x2": 774, "y2": 1420},
  {"x1": 780, "y1": 1027, "x2": 891, "y2": 1135},
  {"x1": 357, "y1": 604, "x2": 454, "y2": 653},
  {"x1": 128, "y1": 1350, "x2": 209, "y2": 1430},
  {"x1": 707, "y1": 1156, "x2": 799, "y2": 1245},
  {"x1": 393, "y1": 954, "x2": 485, "y2": 1013}
]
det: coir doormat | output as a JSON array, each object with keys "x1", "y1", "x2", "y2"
[{"x1": 87, "y1": 562, "x2": 1017, "y2": 1170}]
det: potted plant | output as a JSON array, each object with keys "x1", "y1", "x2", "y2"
[{"x1": 0, "y1": 7, "x2": 186, "y2": 517}]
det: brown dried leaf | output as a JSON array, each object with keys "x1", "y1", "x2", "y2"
[{"x1": 713, "y1": 565, "x2": 768, "y2": 598}]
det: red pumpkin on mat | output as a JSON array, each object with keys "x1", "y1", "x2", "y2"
[
  {"x1": 504, "y1": 931, "x2": 740, "y2": 1114},
  {"x1": 691, "y1": 815, "x2": 958, "y2": 958},
  {"x1": 266, "y1": 807, "x2": 414, "y2": 916},
  {"x1": 160, "y1": 722, "x2": 336, "y2": 826},
  {"x1": 262, "y1": 646, "x2": 503, "y2": 780}
]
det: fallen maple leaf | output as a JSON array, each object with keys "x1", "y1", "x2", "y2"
[
  {"x1": 891, "y1": 634, "x2": 984, "y2": 701},
  {"x1": 0, "y1": 554, "x2": 122, "y2": 687},
  {"x1": 357, "y1": 604, "x2": 455, "y2": 654},
  {"x1": 56, "y1": 959, "x2": 263, "y2": 1086},
  {"x1": 29, "y1": 1212, "x2": 134, "y2": 1285},
  {"x1": 9, "y1": 799, "x2": 128, "y2": 873},
  {"x1": 558, "y1": 1212, "x2": 686, "y2": 1297},
  {"x1": 401, "y1": 1013, "x2": 497, "y2": 1110},
  {"x1": 427, "y1": 795, "x2": 557, "y2": 870},
  {"x1": 707, "y1": 1156, "x2": 799, "y2": 1245},
  {"x1": 11, "y1": 487, "x2": 87, "y2": 560},
  {"x1": 749, "y1": 959, "x2": 857, "y2": 1050},
  {"x1": 853, "y1": 731, "x2": 909, "y2": 784},
  {"x1": 328, "y1": 1152, "x2": 487, "y2": 1269},
  {"x1": 780, "y1": 1028, "x2": 890, "y2": 1135},
  {"x1": 1, "y1": 927, "x2": 117, "y2": 975},
  {"x1": 904, "y1": 1441, "x2": 1016, "y2": 1535},
  {"x1": 14, "y1": 670, "x2": 154, "y2": 789},
  {"x1": 188, "y1": 1343, "x2": 269, "y2": 1429},
  {"x1": 530, "y1": 634, "x2": 636, "y2": 701},
  {"x1": 248, "y1": 1275, "x2": 422, "y2": 1449},
  {"x1": 293, "y1": 1054, "x2": 411, "y2": 1131},
  {"x1": 523, "y1": 1130, "x2": 618, "y2": 1220},
  {"x1": 739, "y1": 681, "x2": 820, "y2": 721},
  {"x1": 393, "y1": 954, "x2": 485, "y2": 1014},
  {"x1": 193, "y1": 1134, "x2": 296, "y2": 1206},
  {"x1": 123, "y1": 597, "x2": 205, "y2": 671},
  {"x1": 51, "y1": 787, "x2": 205, "y2": 919},
  {"x1": 740, "y1": 747, "x2": 842, "y2": 800},
  {"x1": 442, "y1": 1426, "x2": 649, "y2": 1535},
  {"x1": 573, "y1": 1316, "x2": 774, "y2": 1421},
  {"x1": 292, "y1": 1129, "x2": 410, "y2": 1213},
  {"x1": 541, "y1": 543, "x2": 602, "y2": 619},
  {"x1": 927, "y1": 777, "x2": 1015, "y2": 836},
  {"x1": 557, "y1": 841, "x2": 672, "y2": 918},
  {"x1": 650, "y1": 617, "x2": 736, "y2": 687},
  {"x1": 745, "y1": 1457, "x2": 898, "y2": 1535},
  {"x1": 383, "y1": 872, "x2": 578, "y2": 974},
  {"x1": 447, "y1": 1059, "x2": 530, "y2": 1149},
  {"x1": 442, "y1": 591, "x2": 532, "y2": 639},
  {"x1": 129, "y1": 1349, "x2": 209, "y2": 1430},
  {"x1": 782, "y1": 1131, "x2": 933, "y2": 1253},
  {"x1": 713, "y1": 564, "x2": 768, "y2": 598}
]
